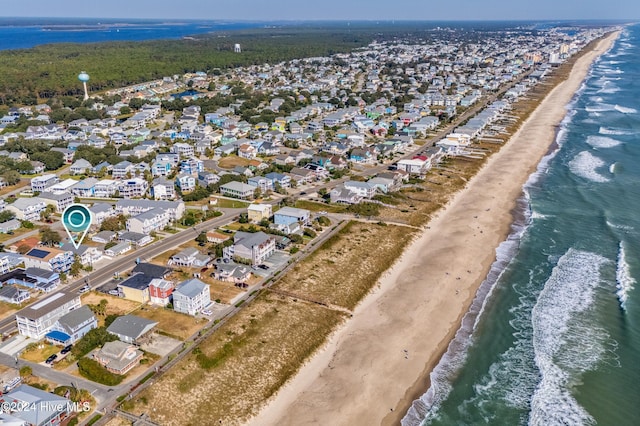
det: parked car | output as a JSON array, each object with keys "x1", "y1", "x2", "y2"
[
  {"x1": 45, "y1": 354, "x2": 57, "y2": 364},
  {"x1": 61, "y1": 345, "x2": 72, "y2": 354},
  {"x1": 108, "y1": 289, "x2": 120, "y2": 296},
  {"x1": 258, "y1": 264, "x2": 269, "y2": 270},
  {"x1": 201, "y1": 309, "x2": 212, "y2": 316}
]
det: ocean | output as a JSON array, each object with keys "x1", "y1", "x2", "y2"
[
  {"x1": 403, "y1": 25, "x2": 640, "y2": 426},
  {"x1": 0, "y1": 18, "x2": 259, "y2": 51}
]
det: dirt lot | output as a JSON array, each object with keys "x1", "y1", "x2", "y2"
[
  {"x1": 274, "y1": 221, "x2": 417, "y2": 310},
  {"x1": 218, "y1": 156, "x2": 251, "y2": 169},
  {"x1": 125, "y1": 292, "x2": 346, "y2": 425},
  {"x1": 132, "y1": 306, "x2": 205, "y2": 341},
  {"x1": 81, "y1": 292, "x2": 140, "y2": 320}
]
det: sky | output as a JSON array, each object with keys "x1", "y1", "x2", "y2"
[{"x1": 0, "y1": 0, "x2": 637, "y2": 21}]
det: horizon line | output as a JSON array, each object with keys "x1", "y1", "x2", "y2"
[{"x1": 0, "y1": 16, "x2": 637, "y2": 23}]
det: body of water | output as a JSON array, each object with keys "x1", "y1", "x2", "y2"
[
  {"x1": 404, "y1": 25, "x2": 640, "y2": 426},
  {"x1": 0, "y1": 17, "x2": 259, "y2": 50}
]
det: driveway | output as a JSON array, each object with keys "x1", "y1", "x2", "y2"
[{"x1": 141, "y1": 335, "x2": 182, "y2": 357}]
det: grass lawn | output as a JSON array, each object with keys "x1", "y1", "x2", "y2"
[
  {"x1": 274, "y1": 221, "x2": 417, "y2": 310},
  {"x1": 21, "y1": 342, "x2": 61, "y2": 363},
  {"x1": 294, "y1": 199, "x2": 346, "y2": 213},
  {"x1": 124, "y1": 292, "x2": 346, "y2": 425},
  {"x1": 217, "y1": 156, "x2": 251, "y2": 169},
  {"x1": 211, "y1": 197, "x2": 250, "y2": 209},
  {"x1": 132, "y1": 306, "x2": 204, "y2": 341}
]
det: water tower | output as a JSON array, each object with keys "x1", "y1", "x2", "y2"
[
  {"x1": 78, "y1": 71, "x2": 90, "y2": 100},
  {"x1": 234, "y1": 43, "x2": 241, "y2": 53}
]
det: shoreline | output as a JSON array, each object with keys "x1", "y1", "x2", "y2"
[{"x1": 249, "y1": 31, "x2": 620, "y2": 426}]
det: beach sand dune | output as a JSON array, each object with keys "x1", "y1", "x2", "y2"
[{"x1": 249, "y1": 31, "x2": 620, "y2": 426}]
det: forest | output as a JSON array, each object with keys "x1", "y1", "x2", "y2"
[{"x1": 0, "y1": 25, "x2": 378, "y2": 106}]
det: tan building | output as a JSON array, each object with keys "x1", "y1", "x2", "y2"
[{"x1": 247, "y1": 203, "x2": 272, "y2": 223}]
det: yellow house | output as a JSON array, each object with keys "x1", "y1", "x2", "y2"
[
  {"x1": 247, "y1": 203, "x2": 273, "y2": 223},
  {"x1": 117, "y1": 273, "x2": 151, "y2": 304}
]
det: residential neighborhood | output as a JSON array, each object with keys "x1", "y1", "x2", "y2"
[{"x1": 0, "y1": 22, "x2": 609, "y2": 425}]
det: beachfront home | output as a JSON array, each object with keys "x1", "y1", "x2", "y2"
[
  {"x1": 173, "y1": 278, "x2": 211, "y2": 316},
  {"x1": 106, "y1": 315, "x2": 158, "y2": 345},
  {"x1": 94, "y1": 341, "x2": 143, "y2": 375}
]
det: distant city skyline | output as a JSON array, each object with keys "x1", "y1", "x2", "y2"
[{"x1": 0, "y1": 0, "x2": 637, "y2": 21}]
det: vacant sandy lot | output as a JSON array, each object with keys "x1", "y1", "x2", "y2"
[{"x1": 133, "y1": 306, "x2": 204, "y2": 341}]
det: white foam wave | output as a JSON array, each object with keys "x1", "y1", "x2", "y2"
[
  {"x1": 585, "y1": 103, "x2": 615, "y2": 112},
  {"x1": 614, "y1": 104, "x2": 638, "y2": 114},
  {"x1": 599, "y1": 126, "x2": 632, "y2": 136},
  {"x1": 531, "y1": 211, "x2": 549, "y2": 220},
  {"x1": 568, "y1": 151, "x2": 610, "y2": 183},
  {"x1": 586, "y1": 135, "x2": 622, "y2": 149},
  {"x1": 529, "y1": 250, "x2": 608, "y2": 426},
  {"x1": 616, "y1": 241, "x2": 635, "y2": 311},
  {"x1": 597, "y1": 86, "x2": 621, "y2": 94},
  {"x1": 606, "y1": 220, "x2": 634, "y2": 232}
]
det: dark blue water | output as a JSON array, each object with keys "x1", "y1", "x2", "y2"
[
  {"x1": 0, "y1": 17, "x2": 259, "y2": 50},
  {"x1": 404, "y1": 25, "x2": 640, "y2": 426}
]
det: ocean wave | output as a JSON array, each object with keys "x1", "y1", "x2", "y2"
[
  {"x1": 529, "y1": 249, "x2": 609, "y2": 426},
  {"x1": 606, "y1": 220, "x2": 634, "y2": 232},
  {"x1": 614, "y1": 104, "x2": 638, "y2": 114},
  {"x1": 585, "y1": 103, "x2": 615, "y2": 112},
  {"x1": 568, "y1": 151, "x2": 610, "y2": 183},
  {"x1": 401, "y1": 120, "x2": 570, "y2": 425},
  {"x1": 599, "y1": 126, "x2": 632, "y2": 135},
  {"x1": 585, "y1": 135, "x2": 622, "y2": 149},
  {"x1": 616, "y1": 241, "x2": 636, "y2": 311},
  {"x1": 597, "y1": 86, "x2": 621, "y2": 94}
]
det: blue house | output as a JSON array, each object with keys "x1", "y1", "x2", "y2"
[
  {"x1": 46, "y1": 305, "x2": 97, "y2": 345},
  {"x1": 274, "y1": 206, "x2": 311, "y2": 227},
  {"x1": 265, "y1": 172, "x2": 291, "y2": 188},
  {"x1": 180, "y1": 158, "x2": 204, "y2": 175},
  {"x1": 152, "y1": 160, "x2": 173, "y2": 177},
  {"x1": 176, "y1": 173, "x2": 196, "y2": 192}
]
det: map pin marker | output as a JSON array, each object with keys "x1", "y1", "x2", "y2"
[{"x1": 62, "y1": 204, "x2": 93, "y2": 250}]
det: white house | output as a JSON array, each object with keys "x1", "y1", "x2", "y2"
[
  {"x1": 126, "y1": 208, "x2": 170, "y2": 234},
  {"x1": 224, "y1": 231, "x2": 276, "y2": 265},
  {"x1": 93, "y1": 179, "x2": 119, "y2": 198},
  {"x1": 343, "y1": 181, "x2": 377, "y2": 199},
  {"x1": 15, "y1": 292, "x2": 81, "y2": 339},
  {"x1": 173, "y1": 278, "x2": 211, "y2": 316},
  {"x1": 30, "y1": 174, "x2": 58, "y2": 192},
  {"x1": 5, "y1": 198, "x2": 47, "y2": 221},
  {"x1": 220, "y1": 181, "x2": 255, "y2": 199}
]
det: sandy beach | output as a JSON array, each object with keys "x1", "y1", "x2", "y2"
[{"x1": 249, "y1": 31, "x2": 620, "y2": 426}]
